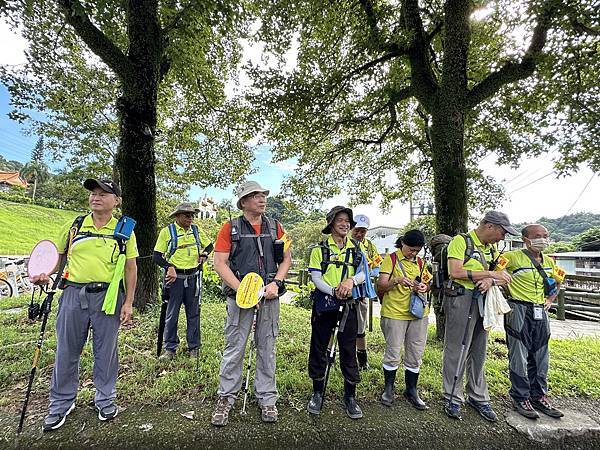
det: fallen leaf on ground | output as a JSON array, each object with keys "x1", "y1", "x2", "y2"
[{"x1": 180, "y1": 411, "x2": 195, "y2": 420}]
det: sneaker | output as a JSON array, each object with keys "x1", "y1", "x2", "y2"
[
  {"x1": 159, "y1": 349, "x2": 175, "y2": 360},
  {"x1": 42, "y1": 403, "x2": 75, "y2": 432},
  {"x1": 511, "y1": 397, "x2": 540, "y2": 419},
  {"x1": 188, "y1": 348, "x2": 198, "y2": 358},
  {"x1": 307, "y1": 392, "x2": 323, "y2": 415},
  {"x1": 211, "y1": 396, "x2": 233, "y2": 427},
  {"x1": 530, "y1": 395, "x2": 564, "y2": 418},
  {"x1": 96, "y1": 403, "x2": 119, "y2": 421},
  {"x1": 260, "y1": 404, "x2": 278, "y2": 423},
  {"x1": 444, "y1": 401, "x2": 462, "y2": 420},
  {"x1": 466, "y1": 398, "x2": 497, "y2": 422}
]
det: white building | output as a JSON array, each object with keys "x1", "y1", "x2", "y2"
[
  {"x1": 197, "y1": 196, "x2": 218, "y2": 220},
  {"x1": 548, "y1": 251, "x2": 600, "y2": 276},
  {"x1": 367, "y1": 226, "x2": 400, "y2": 254}
]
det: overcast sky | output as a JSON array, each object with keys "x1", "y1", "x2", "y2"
[{"x1": 1, "y1": 18, "x2": 598, "y2": 229}]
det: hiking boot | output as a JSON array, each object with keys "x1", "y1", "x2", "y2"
[
  {"x1": 96, "y1": 403, "x2": 119, "y2": 421},
  {"x1": 444, "y1": 401, "x2": 462, "y2": 420},
  {"x1": 211, "y1": 396, "x2": 233, "y2": 427},
  {"x1": 466, "y1": 398, "x2": 497, "y2": 422},
  {"x1": 307, "y1": 392, "x2": 323, "y2": 415},
  {"x1": 380, "y1": 368, "x2": 396, "y2": 407},
  {"x1": 344, "y1": 395, "x2": 363, "y2": 419},
  {"x1": 260, "y1": 404, "x2": 278, "y2": 423},
  {"x1": 159, "y1": 349, "x2": 175, "y2": 360},
  {"x1": 404, "y1": 370, "x2": 428, "y2": 411},
  {"x1": 512, "y1": 397, "x2": 540, "y2": 419},
  {"x1": 343, "y1": 381, "x2": 363, "y2": 419},
  {"x1": 357, "y1": 349, "x2": 370, "y2": 371},
  {"x1": 42, "y1": 403, "x2": 75, "y2": 432},
  {"x1": 530, "y1": 395, "x2": 564, "y2": 418},
  {"x1": 188, "y1": 348, "x2": 198, "y2": 358}
]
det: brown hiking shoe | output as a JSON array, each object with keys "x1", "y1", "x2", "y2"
[
  {"x1": 211, "y1": 397, "x2": 232, "y2": 427},
  {"x1": 261, "y1": 404, "x2": 278, "y2": 423}
]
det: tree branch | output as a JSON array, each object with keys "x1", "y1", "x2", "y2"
[
  {"x1": 569, "y1": 14, "x2": 600, "y2": 36},
  {"x1": 57, "y1": 0, "x2": 133, "y2": 81},
  {"x1": 358, "y1": 0, "x2": 410, "y2": 54},
  {"x1": 401, "y1": 0, "x2": 438, "y2": 109},
  {"x1": 465, "y1": 0, "x2": 557, "y2": 108}
]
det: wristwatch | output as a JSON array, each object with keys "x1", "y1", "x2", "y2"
[{"x1": 273, "y1": 278, "x2": 285, "y2": 290}]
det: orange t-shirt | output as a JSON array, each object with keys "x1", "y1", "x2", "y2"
[{"x1": 215, "y1": 220, "x2": 285, "y2": 253}]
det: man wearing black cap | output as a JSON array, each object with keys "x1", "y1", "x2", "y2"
[
  {"x1": 32, "y1": 179, "x2": 138, "y2": 431},
  {"x1": 442, "y1": 211, "x2": 514, "y2": 422},
  {"x1": 306, "y1": 206, "x2": 366, "y2": 419}
]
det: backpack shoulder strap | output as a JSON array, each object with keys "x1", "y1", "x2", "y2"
[
  {"x1": 191, "y1": 224, "x2": 201, "y2": 247},
  {"x1": 264, "y1": 216, "x2": 279, "y2": 241},
  {"x1": 350, "y1": 238, "x2": 363, "y2": 269},
  {"x1": 461, "y1": 233, "x2": 474, "y2": 263},
  {"x1": 320, "y1": 239, "x2": 331, "y2": 274},
  {"x1": 389, "y1": 251, "x2": 398, "y2": 273},
  {"x1": 65, "y1": 214, "x2": 86, "y2": 254},
  {"x1": 166, "y1": 223, "x2": 178, "y2": 259},
  {"x1": 229, "y1": 217, "x2": 242, "y2": 259}
]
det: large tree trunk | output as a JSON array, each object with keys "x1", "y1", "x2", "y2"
[
  {"x1": 115, "y1": 0, "x2": 163, "y2": 311},
  {"x1": 429, "y1": 107, "x2": 468, "y2": 340}
]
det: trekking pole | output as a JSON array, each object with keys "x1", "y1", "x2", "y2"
[
  {"x1": 196, "y1": 263, "x2": 203, "y2": 371},
  {"x1": 447, "y1": 289, "x2": 481, "y2": 409},
  {"x1": 320, "y1": 303, "x2": 345, "y2": 412},
  {"x1": 17, "y1": 267, "x2": 64, "y2": 433},
  {"x1": 156, "y1": 272, "x2": 169, "y2": 358},
  {"x1": 241, "y1": 304, "x2": 259, "y2": 415}
]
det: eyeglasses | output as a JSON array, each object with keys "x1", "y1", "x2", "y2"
[
  {"x1": 181, "y1": 213, "x2": 195, "y2": 218},
  {"x1": 252, "y1": 193, "x2": 267, "y2": 200}
]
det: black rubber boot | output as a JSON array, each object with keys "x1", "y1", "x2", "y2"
[
  {"x1": 343, "y1": 381, "x2": 363, "y2": 419},
  {"x1": 404, "y1": 370, "x2": 428, "y2": 410},
  {"x1": 380, "y1": 368, "x2": 396, "y2": 407},
  {"x1": 357, "y1": 349, "x2": 369, "y2": 371},
  {"x1": 307, "y1": 379, "x2": 324, "y2": 415}
]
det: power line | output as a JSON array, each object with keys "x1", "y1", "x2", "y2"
[
  {"x1": 549, "y1": 173, "x2": 596, "y2": 234},
  {"x1": 508, "y1": 171, "x2": 555, "y2": 194}
]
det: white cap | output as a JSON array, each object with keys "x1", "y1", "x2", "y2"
[{"x1": 354, "y1": 214, "x2": 370, "y2": 229}]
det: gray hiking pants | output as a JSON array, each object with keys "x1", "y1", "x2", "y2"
[
  {"x1": 442, "y1": 289, "x2": 490, "y2": 404},
  {"x1": 217, "y1": 296, "x2": 280, "y2": 406},
  {"x1": 49, "y1": 284, "x2": 123, "y2": 415},
  {"x1": 505, "y1": 300, "x2": 550, "y2": 402}
]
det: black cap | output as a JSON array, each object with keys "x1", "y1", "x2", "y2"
[
  {"x1": 83, "y1": 178, "x2": 121, "y2": 196},
  {"x1": 322, "y1": 206, "x2": 356, "y2": 234},
  {"x1": 396, "y1": 229, "x2": 426, "y2": 248}
]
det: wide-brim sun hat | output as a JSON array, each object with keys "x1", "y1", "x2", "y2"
[
  {"x1": 236, "y1": 180, "x2": 270, "y2": 209},
  {"x1": 322, "y1": 206, "x2": 356, "y2": 234}
]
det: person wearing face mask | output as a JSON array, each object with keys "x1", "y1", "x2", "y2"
[
  {"x1": 442, "y1": 211, "x2": 515, "y2": 422},
  {"x1": 376, "y1": 230, "x2": 431, "y2": 410},
  {"x1": 502, "y1": 224, "x2": 564, "y2": 420}
]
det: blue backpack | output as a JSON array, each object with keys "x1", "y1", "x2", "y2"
[{"x1": 166, "y1": 223, "x2": 201, "y2": 260}]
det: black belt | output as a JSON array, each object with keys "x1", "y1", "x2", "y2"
[
  {"x1": 64, "y1": 280, "x2": 110, "y2": 293},
  {"x1": 175, "y1": 267, "x2": 198, "y2": 275},
  {"x1": 507, "y1": 298, "x2": 539, "y2": 307}
]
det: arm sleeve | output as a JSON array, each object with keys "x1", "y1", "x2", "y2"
[
  {"x1": 379, "y1": 253, "x2": 393, "y2": 275},
  {"x1": 153, "y1": 250, "x2": 171, "y2": 269},
  {"x1": 310, "y1": 270, "x2": 335, "y2": 296},
  {"x1": 447, "y1": 235, "x2": 467, "y2": 261},
  {"x1": 125, "y1": 231, "x2": 139, "y2": 259}
]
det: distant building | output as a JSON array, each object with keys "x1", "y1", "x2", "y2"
[
  {"x1": 0, "y1": 171, "x2": 28, "y2": 191},
  {"x1": 197, "y1": 195, "x2": 218, "y2": 220},
  {"x1": 366, "y1": 226, "x2": 400, "y2": 254},
  {"x1": 499, "y1": 235, "x2": 525, "y2": 252},
  {"x1": 548, "y1": 251, "x2": 600, "y2": 276}
]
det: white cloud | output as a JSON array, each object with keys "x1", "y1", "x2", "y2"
[{"x1": 0, "y1": 19, "x2": 27, "y2": 66}]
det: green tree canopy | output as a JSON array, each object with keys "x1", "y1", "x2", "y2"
[{"x1": 247, "y1": 0, "x2": 599, "y2": 235}]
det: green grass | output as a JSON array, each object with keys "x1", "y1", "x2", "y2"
[
  {"x1": 1, "y1": 295, "x2": 599, "y2": 413},
  {"x1": 0, "y1": 200, "x2": 80, "y2": 255}
]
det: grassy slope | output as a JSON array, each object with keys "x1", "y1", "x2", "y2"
[{"x1": 0, "y1": 200, "x2": 81, "y2": 255}]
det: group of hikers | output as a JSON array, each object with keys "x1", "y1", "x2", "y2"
[{"x1": 29, "y1": 178, "x2": 566, "y2": 433}]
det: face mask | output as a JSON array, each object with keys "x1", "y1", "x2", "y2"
[{"x1": 527, "y1": 237, "x2": 549, "y2": 251}]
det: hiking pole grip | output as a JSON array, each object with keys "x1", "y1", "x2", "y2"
[{"x1": 17, "y1": 292, "x2": 55, "y2": 433}]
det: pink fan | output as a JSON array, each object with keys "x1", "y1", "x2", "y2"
[{"x1": 28, "y1": 240, "x2": 59, "y2": 279}]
